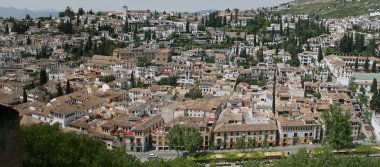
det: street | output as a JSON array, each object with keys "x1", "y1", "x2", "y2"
[{"x1": 128, "y1": 144, "x2": 322, "y2": 162}]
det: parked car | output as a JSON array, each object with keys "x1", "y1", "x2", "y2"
[{"x1": 148, "y1": 153, "x2": 158, "y2": 159}]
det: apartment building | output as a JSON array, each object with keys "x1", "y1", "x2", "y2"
[
  {"x1": 213, "y1": 112, "x2": 278, "y2": 150},
  {"x1": 277, "y1": 115, "x2": 322, "y2": 146}
]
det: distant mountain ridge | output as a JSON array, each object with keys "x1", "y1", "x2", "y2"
[{"x1": 0, "y1": 7, "x2": 59, "y2": 19}]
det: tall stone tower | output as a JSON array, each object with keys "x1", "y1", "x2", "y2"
[{"x1": 123, "y1": 5, "x2": 129, "y2": 20}]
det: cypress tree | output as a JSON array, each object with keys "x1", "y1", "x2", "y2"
[
  {"x1": 130, "y1": 71, "x2": 135, "y2": 88},
  {"x1": 235, "y1": 42, "x2": 239, "y2": 55},
  {"x1": 371, "y1": 78, "x2": 378, "y2": 93},
  {"x1": 186, "y1": 20, "x2": 190, "y2": 33},
  {"x1": 123, "y1": 16, "x2": 129, "y2": 33},
  {"x1": 354, "y1": 57, "x2": 359, "y2": 71},
  {"x1": 39, "y1": 68, "x2": 48, "y2": 85},
  {"x1": 5, "y1": 23, "x2": 9, "y2": 34},
  {"x1": 65, "y1": 80, "x2": 71, "y2": 94},
  {"x1": 57, "y1": 82, "x2": 63, "y2": 97},
  {"x1": 223, "y1": 16, "x2": 227, "y2": 26},
  {"x1": 27, "y1": 36, "x2": 32, "y2": 45},
  {"x1": 318, "y1": 45, "x2": 323, "y2": 62},
  {"x1": 23, "y1": 89, "x2": 27, "y2": 103},
  {"x1": 286, "y1": 23, "x2": 290, "y2": 36},
  {"x1": 133, "y1": 25, "x2": 138, "y2": 40},
  {"x1": 364, "y1": 57, "x2": 370, "y2": 72},
  {"x1": 37, "y1": 20, "x2": 42, "y2": 28}
]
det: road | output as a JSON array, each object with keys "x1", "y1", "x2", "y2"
[
  {"x1": 128, "y1": 144, "x2": 321, "y2": 162},
  {"x1": 128, "y1": 141, "x2": 379, "y2": 162}
]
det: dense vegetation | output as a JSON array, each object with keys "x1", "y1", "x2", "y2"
[
  {"x1": 167, "y1": 125, "x2": 203, "y2": 157},
  {"x1": 243, "y1": 149, "x2": 380, "y2": 167},
  {"x1": 281, "y1": 0, "x2": 380, "y2": 18},
  {"x1": 157, "y1": 75, "x2": 178, "y2": 86},
  {"x1": 322, "y1": 105, "x2": 353, "y2": 149},
  {"x1": 21, "y1": 124, "x2": 141, "y2": 167}
]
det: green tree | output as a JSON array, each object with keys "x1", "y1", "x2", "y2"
[
  {"x1": 77, "y1": 7, "x2": 85, "y2": 16},
  {"x1": 256, "y1": 49, "x2": 264, "y2": 63},
  {"x1": 123, "y1": 15, "x2": 130, "y2": 33},
  {"x1": 322, "y1": 105, "x2": 353, "y2": 149},
  {"x1": 168, "y1": 125, "x2": 185, "y2": 157},
  {"x1": 364, "y1": 57, "x2": 370, "y2": 72},
  {"x1": 137, "y1": 56, "x2": 151, "y2": 67},
  {"x1": 236, "y1": 137, "x2": 245, "y2": 150},
  {"x1": 186, "y1": 20, "x2": 190, "y2": 33},
  {"x1": 371, "y1": 78, "x2": 377, "y2": 93},
  {"x1": 65, "y1": 79, "x2": 72, "y2": 94},
  {"x1": 183, "y1": 126, "x2": 203, "y2": 154},
  {"x1": 262, "y1": 134, "x2": 269, "y2": 150},
  {"x1": 133, "y1": 25, "x2": 138, "y2": 40},
  {"x1": 168, "y1": 125, "x2": 202, "y2": 157},
  {"x1": 37, "y1": 20, "x2": 42, "y2": 28},
  {"x1": 130, "y1": 71, "x2": 135, "y2": 88},
  {"x1": 21, "y1": 124, "x2": 141, "y2": 167},
  {"x1": 354, "y1": 33, "x2": 365, "y2": 52},
  {"x1": 367, "y1": 38, "x2": 377, "y2": 56},
  {"x1": 157, "y1": 75, "x2": 177, "y2": 86},
  {"x1": 242, "y1": 160, "x2": 262, "y2": 167},
  {"x1": 370, "y1": 90, "x2": 380, "y2": 113},
  {"x1": 197, "y1": 23, "x2": 205, "y2": 31},
  {"x1": 354, "y1": 57, "x2": 359, "y2": 71},
  {"x1": 5, "y1": 23, "x2": 9, "y2": 34},
  {"x1": 27, "y1": 36, "x2": 32, "y2": 45},
  {"x1": 39, "y1": 68, "x2": 48, "y2": 85},
  {"x1": 58, "y1": 20, "x2": 74, "y2": 34},
  {"x1": 23, "y1": 89, "x2": 27, "y2": 103},
  {"x1": 318, "y1": 45, "x2": 323, "y2": 62},
  {"x1": 99, "y1": 75, "x2": 116, "y2": 83},
  {"x1": 205, "y1": 56, "x2": 215, "y2": 63},
  {"x1": 185, "y1": 86, "x2": 203, "y2": 99},
  {"x1": 143, "y1": 158, "x2": 201, "y2": 167},
  {"x1": 247, "y1": 137, "x2": 256, "y2": 148},
  {"x1": 57, "y1": 82, "x2": 63, "y2": 97}
]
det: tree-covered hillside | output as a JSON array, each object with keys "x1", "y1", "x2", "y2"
[{"x1": 281, "y1": 0, "x2": 380, "y2": 18}]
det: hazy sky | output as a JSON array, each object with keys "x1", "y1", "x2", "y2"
[{"x1": 0, "y1": 0, "x2": 291, "y2": 12}]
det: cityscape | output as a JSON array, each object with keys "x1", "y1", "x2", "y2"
[{"x1": 1, "y1": 0, "x2": 380, "y2": 166}]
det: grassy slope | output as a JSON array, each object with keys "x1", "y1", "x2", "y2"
[{"x1": 281, "y1": 0, "x2": 380, "y2": 18}]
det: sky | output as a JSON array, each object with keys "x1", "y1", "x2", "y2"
[{"x1": 0, "y1": 0, "x2": 292, "y2": 12}]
